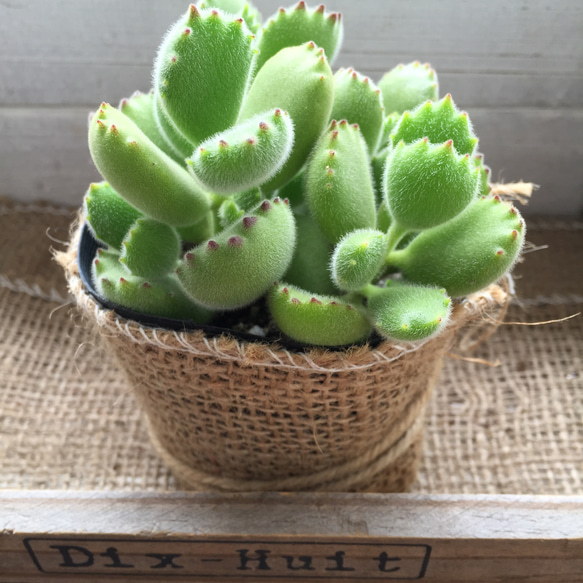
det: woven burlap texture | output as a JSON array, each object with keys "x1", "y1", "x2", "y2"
[
  {"x1": 57, "y1": 217, "x2": 507, "y2": 492},
  {"x1": 1, "y1": 199, "x2": 581, "y2": 494}
]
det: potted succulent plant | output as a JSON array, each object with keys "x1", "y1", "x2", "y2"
[{"x1": 59, "y1": 0, "x2": 524, "y2": 492}]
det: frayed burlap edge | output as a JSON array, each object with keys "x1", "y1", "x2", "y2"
[
  {"x1": 56, "y1": 218, "x2": 508, "y2": 492},
  {"x1": 55, "y1": 217, "x2": 507, "y2": 373}
]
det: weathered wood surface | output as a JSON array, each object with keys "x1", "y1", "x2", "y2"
[
  {"x1": 1, "y1": 491, "x2": 582, "y2": 582},
  {"x1": 1, "y1": 0, "x2": 582, "y2": 214},
  {"x1": 2, "y1": 0, "x2": 581, "y2": 107}
]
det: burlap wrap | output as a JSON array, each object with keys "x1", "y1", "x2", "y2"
[{"x1": 57, "y1": 219, "x2": 507, "y2": 493}]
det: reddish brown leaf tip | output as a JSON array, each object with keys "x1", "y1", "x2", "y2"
[
  {"x1": 143, "y1": 282, "x2": 152, "y2": 288},
  {"x1": 261, "y1": 200, "x2": 272, "y2": 212},
  {"x1": 228, "y1": 236, "x2": 243, "y2": 247},
  {"x1": 315, "y1": 4, "x2": 325, "y2": 14},
  {"x1": 310, "y1": 297, "x2": 322, "y2": 304},
  {"x1": 291, "y1": 298, "x2": 301, "y2": 304},
  {"x1": 243, "y1": 216, "x2": 258, "y2": 230},
  {"x1": 207, "y1": 240, "x2": 219, "y2": 250}
]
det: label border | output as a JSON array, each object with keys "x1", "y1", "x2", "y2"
[{"x1": 23, "y1": 537, "x2": 432, "y2": 580}]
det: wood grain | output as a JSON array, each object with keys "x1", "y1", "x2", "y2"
[
  {"x1": 1, "y1": 0, "x2": 581, "y2": 107},
  {"x1": 0, "y1": 0, "x2": 581, "y2": 214},
  {"x1": 1, "y1": 491, "x2": 582, "y2": 582}
]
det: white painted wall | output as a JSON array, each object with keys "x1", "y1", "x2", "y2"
[{"x1": 1, "y1": 0, "x2": 582, "y2": 215}]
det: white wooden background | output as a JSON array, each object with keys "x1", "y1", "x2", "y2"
[{"x1": 1, "y1": 0, "x2": 582, "y2": 216}]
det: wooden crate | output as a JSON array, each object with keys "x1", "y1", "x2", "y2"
[{"x1": 1, "y1": 491, "x2": 582, "y2": 582}]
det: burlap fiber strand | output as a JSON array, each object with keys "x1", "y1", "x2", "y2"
[
  {"x1": 55, "y1": 217, "x2": 507, "y2": 493},
  {"x1": 1, "y1": 198, "x2": 581, "y2": 494}
]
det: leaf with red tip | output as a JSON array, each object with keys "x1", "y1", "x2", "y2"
[
  {"x1": 187, "y1": 108, "x2": 294, "y2": 194},
  {"x1": 379, "y1": 61, "x2": 439, "y2": 115},
  {"x1": 177, "y1": 198, "x2": 296, "y2": 310},
  {"x1": 228, "y1": 235, "x2": 243, "y2": 247},
  {"x1": 154, "y1": 5, "x2": 255, "y2": 145},
  {"x1": 254, "y1": 3, "x2": 343, "y2": 72},
  {"x1": 268, "y1": 282, "x2": 371, "y2": 346}
]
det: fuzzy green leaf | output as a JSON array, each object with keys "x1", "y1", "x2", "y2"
[
  {"x1": 305, "y1": 120, "x2": 376, "y2": 243},
  {"x1": 330, "y1": 68, "x2": 384, "y2": 155},
  {"x1": 371, "y1": 147, "x2": 389, "y2": 206},
  {"x1": 384, "y1": 138, "x2": 479, "y2": 231},
  {"x1": 390, "y1": 94, "x2": 478, "y2": 156},
  {"x1": 217, "y1": 198, "x2": 244, "y2": 228},
  {"x1": 197, "y1": 0, "x2": 262, "y2": 33},
  {"x1": 268, "y1": 282, "x2": 371, "y2": 346},
  {"x1": 379, "y1": 61, "x2": 438, "y2": 115},
  {"x1": 474, "y1": 154, "x2": 492, "y2": 197},
  {"x1": 331, "y1": 229, "x2": 389, "y2": 292},
  {"x1": 88, "y1": 103, "x2": 211, "y2": 227},
  {"x1": 154, "y1": 6, "x2": 255, "y2": 145},
  {"x1": 92, "y1": 248, "x2": 213, "y2": 322},
  {"x1": 119, "y1": 91, "x2": 186, "y2": 164},
  {"x1": 119, "y1": 218, "x2": 181, "y2": 279},
  {"x1": 284, "y1": 212, "x2": 337, "y2": 295},
  {"x1": 387, "y1": 196, "x2": 526, "y2": 297},
  {"x1": 188, "y1": 109, "x2": 294, "y2": 193},
  {"x1": 152, "y1": 92, "x2": 196, "y2": 160},
  {"x1": 377, "y1": 112, "x2": 401, "y2": 152},
  {"x1": 255, "y1": 2, "x2": 343, "y2": 72},
  {"x1": 84, "y1": 182, "x2": 141, "y2": 249},
  {"x1": 177, "y1": 198, "x2": 296, "y2": 309},
  {"x1": 365, "y1": 283, "x2": 451, "y2": 342},
  {"x1": 239, "y1": 42, "x2": 334, "y2": 192}
]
